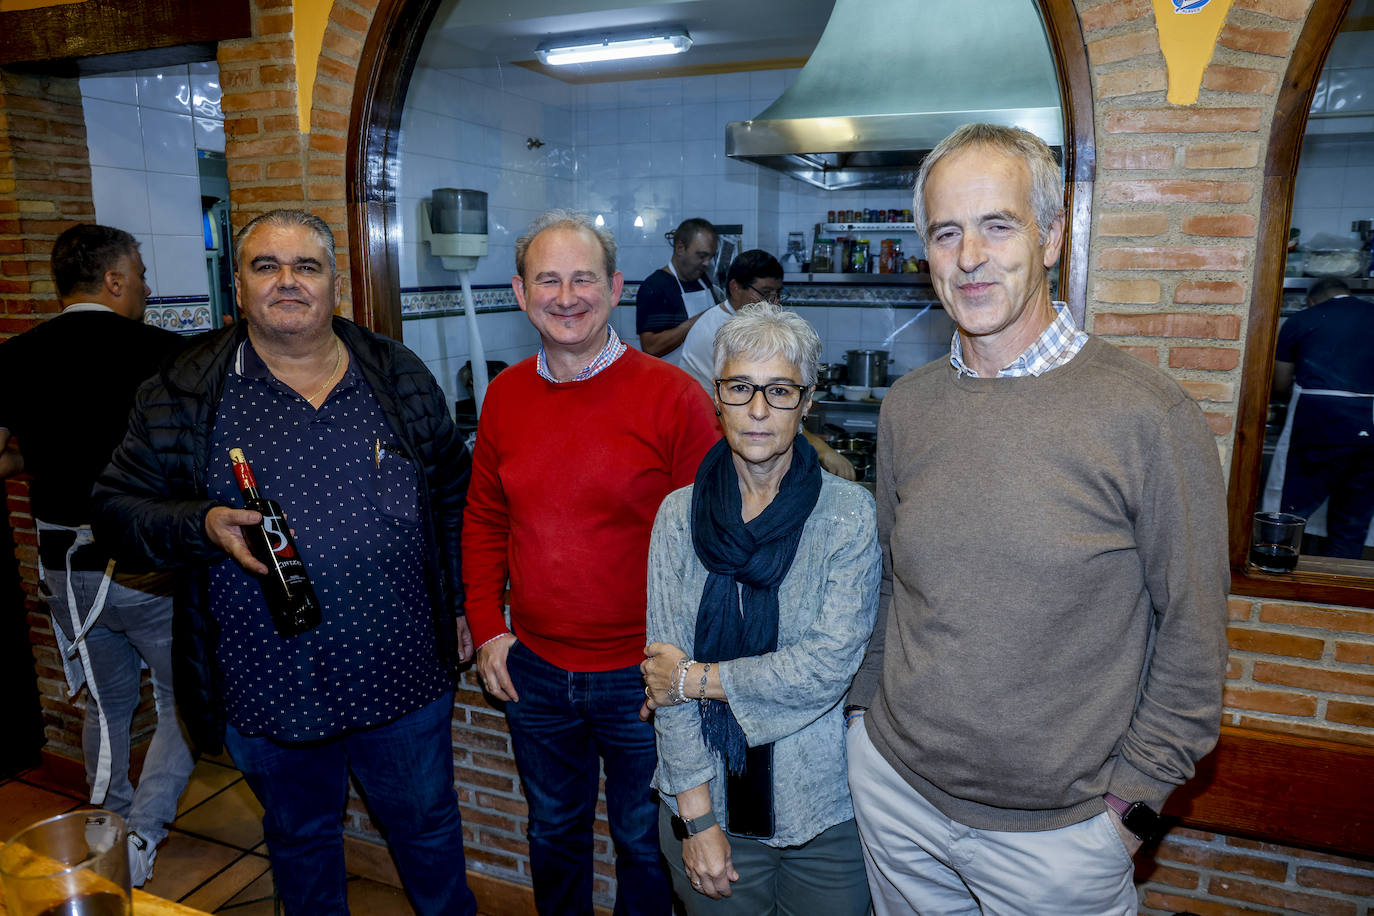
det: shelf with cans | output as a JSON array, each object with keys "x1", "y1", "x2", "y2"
[{"x1": 806, "y1": 222, "x2": 927, "y2": 278}]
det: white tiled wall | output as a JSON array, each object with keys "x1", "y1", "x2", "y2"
[
  {"x1": 398, "y1": 65, "x2": 578, "y2": 289},
  {"x1": 794, "y1": 304, "x2": 956, "y2": 377},
  {"x1": 398, "y1": 64, "x2": 914, "y2": 289},
  {"x1": 80, "y1": 62, "x2": 224, "y2": 299},
  {"x1": 396, "y1": 62, "x2": 953, "y2": 408},
  {"x1": 1290, "y1": 30, "x2": 1374, "y2": 247},
  {"x1": 401, "y1": 303, "x2": 640, "y2": 407}
]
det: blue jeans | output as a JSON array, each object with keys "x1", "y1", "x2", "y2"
[
  {"x1": 224, "y1": 692, "x2": 476, "y2": 916},
  {"x1": 45, "y1": 568, "x2": 194, "y2": 846},
  {"x1": 504, "y1": 641, "x2": 670, "y2": 916}
]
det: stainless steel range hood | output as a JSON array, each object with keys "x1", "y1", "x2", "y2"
[{"x1": 726, "y1": 0, "x2": 1062, "y2": 191}]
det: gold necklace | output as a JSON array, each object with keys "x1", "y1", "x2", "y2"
[{"x1": 303, "y1": 337, "x2": 343, "y2": 403}]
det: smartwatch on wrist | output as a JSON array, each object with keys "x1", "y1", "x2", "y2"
[
  {"x1": 1103, "y1": 792, "x2": 1163, "y2": 842},
  {"x1": 670, "y1": 809, "x2": 717, "y2": 840}
]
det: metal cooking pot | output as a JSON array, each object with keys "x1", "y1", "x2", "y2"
[
  {"x1": 816, "y1": 362, "x2": 847, "y2": 386},
  {"x1": 837, "y1": 449, "x2": 872, "y2": 480},
  {"x1": 831, "y1": 437, "x2": 874, "y2": 453},
  {"x1": 845, "y1": 349, "x2": 891, "y2": 388}
]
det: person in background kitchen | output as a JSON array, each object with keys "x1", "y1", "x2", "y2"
[
  {"x1": 641, "y1": 302, "x2": 879, "y2": 915},
  {"x1": 0, "y1": 224, "x2": 192, "y2": 888},
  {"x1": 91, "y1": 209, "x2": 478, "y2": 916},
  {"x1": 637, "y1": 217, "x2": 720, "y2": 363},
  {"x1": 1268, "y1": 277, "x2": 1374, "y2": 559},
  {"x1": 845, "y1": 123, "x2": 1229, "y2": 915},
  {"x1": 680, "y1": 248, "x2": 857, "y2": 482},
  {"x1": 466, "y1": 209, "x2": 720, "y2": 916}
]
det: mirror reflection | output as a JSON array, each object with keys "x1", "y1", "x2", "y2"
[
  {"x1": 1260, "y1": 279, "x2": 1374, "y2": 564},
  {"x1": 1256, "y1": 9, "x2": 1374, "y2": 571}
]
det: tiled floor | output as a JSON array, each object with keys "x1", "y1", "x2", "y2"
[{"x1": 0, "y1": 755, "x2": 419, "y2": 915}]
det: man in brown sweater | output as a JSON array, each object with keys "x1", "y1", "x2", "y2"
[{"x1": 845, "y1": 124, "x2": 1229, "y2": 915}]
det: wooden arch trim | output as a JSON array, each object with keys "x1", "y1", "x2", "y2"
[
  {"x1": 1225, "y1": 0, "x2": 1374, "y2": 607},
  {"x1": 345, "y1": 0, "x2": 1095, "y2": 338},
  {"x1": 1037, "y1": 0, "x2": 1094, "y2": 315},
  {"x1": 346, "y1": 0, "x2": 444, "y2": 341}
]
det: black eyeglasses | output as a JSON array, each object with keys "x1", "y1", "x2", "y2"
[
  {"x1": 747, "y1": 284, "x2": 787, "y2": 304},
  {"x1": 715, "y1": 379, "x2": 810, "y2": 410}
]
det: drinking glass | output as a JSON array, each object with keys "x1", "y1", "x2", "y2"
[
  {"x1": 1250, "y1": 512, "x2": 1306, "y2": 573},
  {"x1": 0, "y1": 810, "x2": 131, "y2": 916}
]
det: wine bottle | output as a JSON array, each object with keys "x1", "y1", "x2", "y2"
[{"x1": 228, "y1": 448, "x2": 321, "y2": 638}]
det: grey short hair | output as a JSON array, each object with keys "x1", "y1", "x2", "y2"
[
  {"x1": 515, "y1": 209, "x2": 617, "y2": 281},
  {"x1": 912, "y1": 123, "x2": 1064, "y2": 245},
  {"x1": 233, "y1": 209, "x2": 337, "y2": 273},
  {"x1": 712, "y1": 302, "x2": 821, "y2": 388}
]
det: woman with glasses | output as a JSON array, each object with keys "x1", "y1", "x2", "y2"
[
  {"x1": 641, "y1": 302, "x2": 879, "y2": 914},
  {"x1": 678, "y1": 251, "x2": 855, "y2": 481}
]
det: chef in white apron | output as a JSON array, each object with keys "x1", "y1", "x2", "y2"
[
  {"x1": 1262, "y1": 280, "x2": 1374, "y2": 558},
  {"x1": 635, "y1": 218, "x2": 720, "y2": 365}
]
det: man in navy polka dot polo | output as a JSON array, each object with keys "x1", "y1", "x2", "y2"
[{"x1": 92, "y1": 209, "x2": 478, "y2": 916}]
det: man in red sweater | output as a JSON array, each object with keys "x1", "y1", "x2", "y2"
[{"x1": 465, "y1": 209, "x2": 719, "y2": 915}]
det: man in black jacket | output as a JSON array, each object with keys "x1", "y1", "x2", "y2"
[{"x1": 93, "y1": 209, "x2": 477, "y2": 916}]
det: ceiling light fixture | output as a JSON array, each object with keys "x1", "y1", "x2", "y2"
[{"x1": 536, "y1": 30, "x2": 692, "y2": 67}]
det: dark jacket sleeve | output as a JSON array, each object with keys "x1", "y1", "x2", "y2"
[
  {"x1": 413, "y1": 363, "x2": 471, "y2": 617},
  {"x1": 91, "y1": 374, "x2": 225, "y2": 569}
]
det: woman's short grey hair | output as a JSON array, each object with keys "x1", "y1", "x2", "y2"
[
  {"x1": 912, "y1": 123, "x2": 1064, "y2": 245},
  {"x1": 712, "y1": 302, "x2": 821, "y2": 388},
  {"x1": 515, "y1": 209, "x2": 617, "y2": 281},
  {"x1": 233, "y1": 209, "x2": 337, "y2": 272}
]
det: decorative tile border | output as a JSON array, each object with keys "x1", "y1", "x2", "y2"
[
  {"x1": 400, "y1": 282, "x2": 940, "y2": 318},
  {"x1": 786, "y1": 284, "x2": 942, "y2": 308},
  {"x1": 144, "y1": 297, "x2": 216, "y2": 334}
]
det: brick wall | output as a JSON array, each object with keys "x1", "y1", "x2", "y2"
[
  {"x1": 2, "y1": 0, "x2": 1372, "y2": 912},
  {"x1": 217, "y1": 0, "x2": 366, "y2": 317},
  {"x1": 157, "y1": 0, "x2": 1374, "y2": 909},
  {"x1": 1082, "y1": 1, "x2": 1374, "y2": 912}
]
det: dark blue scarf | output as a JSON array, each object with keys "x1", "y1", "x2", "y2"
[{"x1": 690, "y1": 433, "x2": 822, "y2": 773}]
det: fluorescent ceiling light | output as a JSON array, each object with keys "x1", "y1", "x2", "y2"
[{"x1": 536, "y1": 30, "x2": 692, "y2": 66}]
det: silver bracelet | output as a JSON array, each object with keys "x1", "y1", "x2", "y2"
[
  {"x1": 698, "y1": 662, "x2": 711, "y2": 701},
  {"x1": 670, "y1": 657, "x2": 693, "y2": 704}
]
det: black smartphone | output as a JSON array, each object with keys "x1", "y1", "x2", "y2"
[{"x1": 724, "y1": 743, "x2": 775, "y2": 839}]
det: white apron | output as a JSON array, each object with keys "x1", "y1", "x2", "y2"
[
  {"x1": 659, "y1": 262, "x2": 718, "y2": 366},
  {"x1": 35, "y1": 519, "x2": 118, "y2": 804},
  {"x1": 1262, "y1": 385, "x2": 1374, "y2": 547}
]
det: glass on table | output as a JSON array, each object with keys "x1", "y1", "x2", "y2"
[
  {"x1": 1250, "y1": 511, "x2": 1306, "y2": 573},
  {"x1": 0, "y1": 810, "x2": 130, "y2": 916}
]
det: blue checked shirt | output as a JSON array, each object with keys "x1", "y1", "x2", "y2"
[
  {"x1": 535, "y1": 325, "x2": 627, "y2": 383},
  {"x1": 950, "y1": 302, "x2": 1089, "y2": 378}
]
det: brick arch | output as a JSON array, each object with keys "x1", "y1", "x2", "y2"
[{"x1": 217, "y1": 0, "x2": 435, "y2": 328}]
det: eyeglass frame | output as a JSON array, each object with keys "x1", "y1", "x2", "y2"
[
  {"x1": 714, "y1": 378, "x2": 811, "y2": 410},
  {"x1": 746, "y1": 283, "x2": 787, "y2": 303}
]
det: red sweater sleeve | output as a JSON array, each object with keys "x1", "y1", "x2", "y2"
[
  {"x1": 670, "y1": 375, "x2": 721, "y2": 488},
  {"x1": 461, "y1": 373, "x2": 514, "y2": 648}
]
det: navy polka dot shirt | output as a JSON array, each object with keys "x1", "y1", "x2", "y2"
[{"x1": 207, "y1": 340, "x2": 449, "y2": 741}]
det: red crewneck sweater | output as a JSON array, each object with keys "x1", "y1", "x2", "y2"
[{"x1": 463, "y1": 347, "x2": 720, "y2": 671}]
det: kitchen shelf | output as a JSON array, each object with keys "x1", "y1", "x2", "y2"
[
  {"x1": 820, "y1": 222, "x2": 919, "y2": 233},
  {"x1": 814, "y1": 397, "x2": 882, "y2": 410},
  {"x1": 786, "y1": 272, "x2": 933, "y2": 285},
  {"x1": 1281, "y1": 276, "x2": 1374, "y2": 290}
]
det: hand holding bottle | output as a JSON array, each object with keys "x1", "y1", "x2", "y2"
[{"x1": 206, "y1": 505, "x2": 269, "y2": 575}]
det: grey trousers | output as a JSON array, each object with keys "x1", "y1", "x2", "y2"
[
  {"x1": 658, "y1": 804, "x2": 870, "y2": 916},
  {"x1": 847, "y1": 724, "x2": 1137, "y2": 916},
  {"x1": 46, "y1": 568, "x2": 195, "y2": 845}
]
